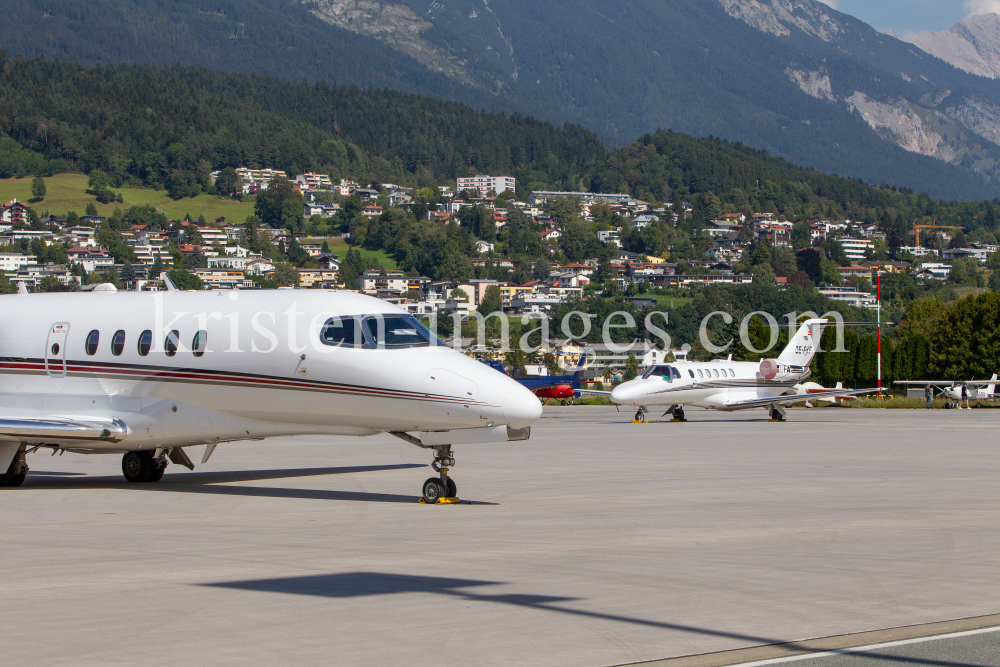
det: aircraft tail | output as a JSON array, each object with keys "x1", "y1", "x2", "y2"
[
  {"x1": 986, "y1": 373, "x2": 998, "y2": 397},
  {"x1": 777, "y1": 319, "x2": 827, "y2": 367},
  {"x1": 571, "y1": 351, "x2": 589, "y2": 381}
]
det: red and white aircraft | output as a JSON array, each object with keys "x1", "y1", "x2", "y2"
[{"x1": 0, "y1": 283, "x2": 542, "y2": 503}]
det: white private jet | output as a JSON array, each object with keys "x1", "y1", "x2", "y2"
[
  {"x1": 894, "y1": 375, "x2": 999, "y2": 402},
  {"x1": 0, "y1": 283, "x2": 542, "y2": 503},
  {"x1": 607, "y1": 318, "x2": 878, "y2": 422}
]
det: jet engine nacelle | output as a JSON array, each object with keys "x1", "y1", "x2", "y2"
[{"x1": 759, "y1": 359, "x2": 800, "y2": 382}]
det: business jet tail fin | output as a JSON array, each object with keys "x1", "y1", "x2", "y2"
[{"x1": 777, "y1": 318, "x2": 827, "y2": 367}]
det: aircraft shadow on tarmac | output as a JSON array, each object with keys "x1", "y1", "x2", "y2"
[
  {"x1": 205, "y1": 572, "x2": 986, "y2": 667},
  {"x1": 15, "y1": 464, "x2": 490, "y2": 505}
]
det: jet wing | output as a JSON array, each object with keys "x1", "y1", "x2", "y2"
[
  {"x1": 896, "y1": 380, "x2": 996, "y2": 387},
  {"x1": 720, "y1": 388, "x2": 880, "y2": 411},
  {"x1": 0, "y1": 417, "x2": 127, "y2": 443},
  {"x1": 575, "y1": 388, "x2": 612, "y2": 396}
]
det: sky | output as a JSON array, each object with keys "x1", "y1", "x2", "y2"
[{"x1": 825, "y1": 0, "x2": 1000, "y2": 35}]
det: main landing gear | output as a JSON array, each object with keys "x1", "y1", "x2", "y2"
[
  {"x1": 421, "y1": 445, "x2": 458, "y2": 504},
  {"x1": 769, "y1": 404, "x2": 787, "y2": 422},
  {"x1": 0, "y1": 446, "x2": 28, "y2": 488},
  {"x1": 122, "y1": 450, "x2": 167, "y2": 483}
]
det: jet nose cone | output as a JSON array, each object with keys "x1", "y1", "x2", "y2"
[
  {"x1": 610, "y1": 382, "x2": 635, "y2": 404},
  {"x1": 503, "y1": 385, "x2": 543, "y2": 428}
]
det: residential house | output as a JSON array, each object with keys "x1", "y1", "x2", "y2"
[
  {"x1": 839, "y1": 238, "x2": 875, "y2": 261},
  {"x1": 0, "y1": 254, "x2": 36, "y2": 272},
  {"x1": 0, "y1": 200, "x2": 29, "y2": 225},
  {"x1": 359, "y1": 270, "x2": 408, "y2": 295},
  {"x1": 297, "y1": 268, "x2": 340, "y2": 288},
  {"x1": 192, "y1": 269, "x2": 246, "y2": 290},
  {"x1": 66, "y1": 247, "x2": 113, "y2": 272}
]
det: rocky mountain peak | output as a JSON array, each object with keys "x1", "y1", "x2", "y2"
[
  {"x1": 718, "y1": 0, "x2": 845, "y2": 41},
  {"x1": 904, "y1": 13, "x2": 1000, "y2": 79}
]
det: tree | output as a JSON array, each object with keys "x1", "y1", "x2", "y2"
[
  {"x1": 532, "y1": 257, "x2": 551, "y2": 281},
  {"x1": 478, "y1": 284, "x2": 502, "y2": 314},
  {"x1": 167, "y1": 269, "x2": 204, "y2": 290},
  {"x1": 791, "y1": 221, "x2": 811, "y2": 248},
  {"x1": 120, "y1": 262, "x2": 136, "y2": 287},
  {"x1": 85, "y1": 202, "x2": 98, "y2": 217},
  {"x1": 30, "y1": 177, "x2": 45, "y2": 202},
  {"x1": 214, "y1": 167, "x2": 241, "y2": 197},
  {"x1": 87, "y1": 169, "x2": 109, "y2": 192},
  {"x1": 255, "y1": 176, "x2": 304, "y2": 231},
  {"x1": 624, "y1": 354, "x2": 639, "y2": 381},
  {"x1": 273, "y1": 261, "x2": 300, "y2": 287}
]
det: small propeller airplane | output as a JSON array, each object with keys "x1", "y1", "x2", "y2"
[
  {"x1": 482, "y1": 353, "x2": 596, "y2": 404},
  {"x1": 604, "y1": 318, "x2": 880, "y2": 422},
  {"x1": 894, "y1": 375, "x2": 998, "y2": 402},
  {"x1": 0, "y1": 280, "x2": 543, "y2": 503}
]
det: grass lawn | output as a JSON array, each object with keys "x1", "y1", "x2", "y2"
[
  {"x1": 315, "y1": 236, "x2": 398, "y2": 269},
  {"x1": 0, "y1": 174, "x2": 255, "y2": 222}
]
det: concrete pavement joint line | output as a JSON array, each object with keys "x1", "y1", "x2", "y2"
[
  {"x1": 613, "y1": 613, "x2": 1000, "y2": 667},
  {"x1": 726, "y1": 626, "x2": 1000, "y2": 666}
]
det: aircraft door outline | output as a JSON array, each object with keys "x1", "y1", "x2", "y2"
[{"x1": 45, "y1": 322, "x2": 70, "y2": 378}]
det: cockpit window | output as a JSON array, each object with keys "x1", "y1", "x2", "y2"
[
  {"x1": 364, "y1": 314, "x2": 437, "y2": 348},
  {"x1": 320, "y1": 317, "x2": 365, "y2": 348},
  {"x1": 640, "y1": 365, "x2": 681, "y2": 380}
]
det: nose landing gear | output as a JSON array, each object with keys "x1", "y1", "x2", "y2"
[
  {"x1": 632, "y1": 406, "x2": 648, "y2": 423},
  {"x1": 421, "y1": 445, "x2": 459, "y2": 504}
]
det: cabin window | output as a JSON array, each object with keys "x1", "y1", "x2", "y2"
[
  {"x1": 320, "y1": 317, "x2": 364, "y2": 348},
  {"x1": 729, "y1": 368, "x2": 735, "y2": 377},
  {"x1": 164, "y1": 330, "x2": 179, "y2": 357},
  {"x1": 688, "y1": 370, "x2": 695, "y2": 378},
  {"x1": 111, "y1": 330, "x2": 126, "y2": 356},
  {"x1": 697, "y1": 369, "x2": 704, "y2": 378},
  {"x1": 192, "y1": 330, "x2": 207, "y2": 357},
  {"x1": 85, "y1": 330, "x2": 99, "y2": 356},
  {"x1": 365, "y1": 314, "x2": 435, "y2": 348},
  {"x1": 712, "y1": 368, "x2": 719, "y2": 378},
  {"x1": 138, "y1": 330, "x2": 152, "y2": 357}
]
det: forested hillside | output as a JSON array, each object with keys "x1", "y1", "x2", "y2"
[
  {"x1": 5, "y1": 55, "x2": 1000, "y2": 247},
  {"x1": 0, "y1": 54, "x2": 605, "y2": 193},
  {"x1": 5, "y1": 0, "x2": 1000, "y2": 199}
]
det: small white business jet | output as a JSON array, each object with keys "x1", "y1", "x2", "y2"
[
  {"x1": 607, "y1": 319, "x2": 878, "y2": 422},
  {"x1": 0, "y1": 282, "x2": 542, "y2": 502},
  {"x1": 894, "y1": 375, "x2": 998, "y2": 403}
]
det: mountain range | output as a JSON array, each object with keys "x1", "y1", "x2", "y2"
[{"x1": 7, "y1": 0, "x2": 1000, "y2": 200}]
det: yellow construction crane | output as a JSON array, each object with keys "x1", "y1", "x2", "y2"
[{"x1": 912, "y1": 220, "x2": 964, "y2": 246}]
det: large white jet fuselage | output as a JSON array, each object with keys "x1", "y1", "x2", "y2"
[{"x1": 0, "y1": 290, "x2": 542, "y2": 453}]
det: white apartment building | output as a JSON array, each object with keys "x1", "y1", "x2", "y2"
[
  {"x1": 360, "y1": 270, "x2": 408, "y2": 295},
  {"x1": 0, "y1": 254, "x2": 36, "y2": 272},
  {"x1": 295, "y1": 173, "x2": 333, "y2": 190},
  {"x1": 839, "y1": 238, "x2": 875, "y2": 261},
  {"x1": 899, "y1": 246, "x2": 938, "y2": 258},
  {"x1": 457, "y1": 175, "x2": 515, "y2": 197},
  {"x1": 817, "y1": 287, "x2": 878, "y2": 309}
]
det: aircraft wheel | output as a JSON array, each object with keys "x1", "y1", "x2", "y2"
[
  {"x1": 1, "y1": 457, "x2": 25, "y2": 487},
  {"x1": 147, "y1": 465, "x2": 166, "y2": 483},
  {"x1": 446, "y1": 477, "x2": 457, "y2": 498},
  {"x1": 122, "y1": 451, "x2": 154, "y2": 483},
  {"x1": 422, "y1": 477, "x2": 445, "y2": 503},
  {"x1": 6, "y1": 471, "x2": 26, "y2": 487}
]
